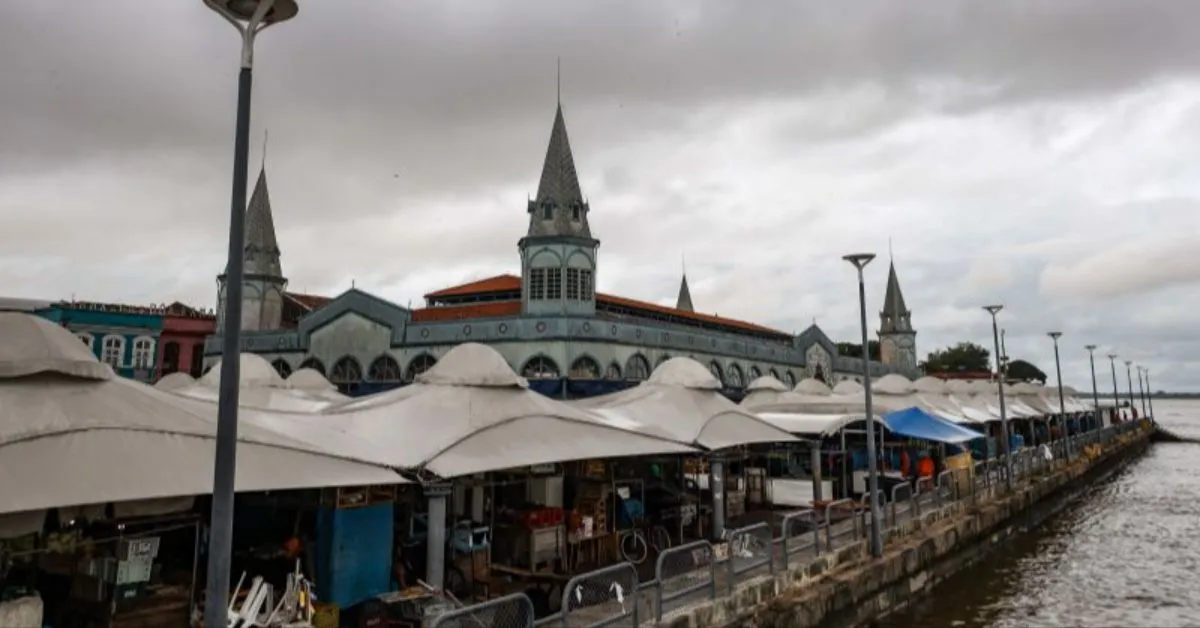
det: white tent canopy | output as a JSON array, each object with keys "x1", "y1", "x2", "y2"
[
  {"x1": 573, "y1": 357, "x2": 803, "y2": 450},
  {"x1": 756, "y1": 412, "x2": 886, "y2": 437},
  {"x1": 277, "y1": 343, "x2": 697, "y2": 479},
  {"x1": 793, "y1": 378, "x2": 833, "y2": 396},
  {"x1": 0, "y1": 313, "x2": 404, "y2": 516},
  {"x1": 832, "y1": 380, "x2": 863, "y2": 395},
  {"x1": 288, "y1": 367, "x2": 340, "y2": 393},
  {"x1": 739, "y1": 376, "x2": 807, "y2": 409},
  {"x1": 153, "y1": 372, "x2": 195, "y2": 392},
  {"x1": 171, "y1": 353, "x2": 343, "y2": 412}
]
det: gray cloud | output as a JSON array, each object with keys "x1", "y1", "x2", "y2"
[{"x1": 2, "y1": 0, "x2": 1200, "y2": 390}]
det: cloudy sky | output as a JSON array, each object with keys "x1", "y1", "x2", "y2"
[{"x1": 2, "y1": 1, "x2": 1198, "y2": 391}]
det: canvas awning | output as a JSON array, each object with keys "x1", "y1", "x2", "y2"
[
  {"x1": 756, "y1": 412, "x2": 886, "y2": 437},
  {"x1": 0, "y1": 314, "x2": 405, "y2": 516},
  {"x1": 882, "y1": 407, "x2": 986, "y2": 444},
  {"x1": 573, "y1": 358, "x2": 803, "y2": 450}
]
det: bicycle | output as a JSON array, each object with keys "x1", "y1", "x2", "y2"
[{"x1": 619, "y1": 522, "x2": 673, "y2": 564}]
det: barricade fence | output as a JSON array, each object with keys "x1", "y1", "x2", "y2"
[{"x1": 435, "y1": 422, "x2": 1147, "y2": 627}]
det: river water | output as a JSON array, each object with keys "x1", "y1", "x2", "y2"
[{"x1": 880, "y1": 399, "x2": 1200, "y2": 628}]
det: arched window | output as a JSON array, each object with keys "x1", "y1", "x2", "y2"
[
  {"x1": 783, "y1": 371, "x2": 797, "y2": 388},
  {"x1": 813, "y1": 365, "x2": 827, "y2": 383},
  {"x1": 299, "y1": 357, "x2": 326, "y2": 376},
  {"x1": 726, "y1": 364, "x2": 745, "y2": 389},
  {"x1": 330, "y1": 356, "x2": 362, "y2": 384},
  {"x1": 189, "y1": 343, "x2": 205, "y2": 377},
  {"x1": 271, "y1": 359, "x2": 293, "y2": 378},
  {"x1": 748, "y1": 366, "x2": 762, "y2": 380},
  {"x1": 522, "y1": 356, "x2": 561, "y2": 379},
  {"x1": 624, "y1": 354, "x2": 651, "y2": 381},
  {"x1": 368, "y1": 355, "x2": 402, "y2": 382},
  {"x1": 605, "y1": 362, "x2": 622, "y2": 380},
  {"x1": 131, "y1": 337, "x2": 155, "y2": 369},
  {"x1": 162, "y1": 341, "x2": 180, "y2": 374},
  {"x1": 769, "y1": 368, "x2": 781, "y2": 381},
  {"x1": 405, "y1": 354, "x2": 437, "y2": 381},
  {"x1": 709, "y1": 361, "x2": 725, "y2": 383},
  {"x1": 101, "y1": 335, "x2": 125, "y2": 368},
  {"x1": 569, "y1": 356, "x2": 601, "y2": 379},
  {"x1": 77, "y1": 333, "x2": 94, "y2": 351},
  {"x1": 656, "y1": 354, "x2": 671, "y2": 368}
]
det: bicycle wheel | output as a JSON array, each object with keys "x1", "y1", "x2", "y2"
[
  {"x1": 619, "y1": 530, "x2": 649, "y2": 564},
  {"x1": 650, "y1": 526, "x2": 672, "y2": 551}
]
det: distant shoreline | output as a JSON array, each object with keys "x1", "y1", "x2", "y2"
[{"x1": 1093, "y1": 393, "x2": 1200, "y2": 400}]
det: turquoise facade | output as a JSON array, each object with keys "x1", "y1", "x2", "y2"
[{"x1": 36, "y1": 303, "x2": 164, "y2": 382}]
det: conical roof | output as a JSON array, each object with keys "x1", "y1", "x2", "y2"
[
  {"x1": 676, "y1": 274, "x2": 694, "y2": 312},
  {"x1": 243, "y1": 168, "x2": 283, "y2": 278},
  {"x1": 0, "y1": 313, "x2": 111, "y2": 381},
  {"x1": 527, "y1": 104, "x2": 592, "y2": 239}
]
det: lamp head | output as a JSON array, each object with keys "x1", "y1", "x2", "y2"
[
  {"x1": 842, "y1": 253, "x2": 876, "y2": 270},
  {"x1": 204, "y1": 0, "x2": 299, "y2": 25},
  {"x1": 1124, "y1": 360, "x2": 1132, "y2": 367},
  {"x1": 983, "y1": 305, "x2": 1003, "y2": 315},
  {"x1": 1107, "y1": 354, "x2": 1117, "y2": 360},
  {"x1": 1047, "y1": 331, "x2": 1062, "y2": 340},
  {"x1": 1085, "y1": 344, "x2": 1097, "y2": 351}
]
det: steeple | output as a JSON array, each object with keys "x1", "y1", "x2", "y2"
[
  {"x1": 244, "y1": 168, "x2": 283, "y2": 278},
  {"x1": 879, "y1": 261, "x2": 910, "y2": 332},
  {"x1": 526, "y1": 104, "x2": 592, "y2": 239},
  {"x1": 676, "y1": 273, "x2": 694, "y2": 312}
]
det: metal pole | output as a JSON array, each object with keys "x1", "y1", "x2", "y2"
[
  {"x1": 1107, "y1": 354, "x2": 1119, "y2": 418},
  {"x1": 844, "y1": 253, "x2": 882, "y2": 557},
  {"x1": 1136, "y1": 367, "x2": 1148, "y2": 418},
  {"x1": 1085, "y1": 345, "x2": 1100, "y2": 431},
  {"x1": 1145, "y1": 370, "x2": 1156, "y2": 420},
  {"x1": 1048, "y1": 333, "x2": 1069, "y2": 459},
  {"x1": 985, "y1": 307, "x2": 1012, "y2": 490},
  {"x1": 201, "y1": 2, "x2": 293, "y2": 625},
  {"x1": 1124, "y1": 361, "x2": 1136, "y2": 418}
]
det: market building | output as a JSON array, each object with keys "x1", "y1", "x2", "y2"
[{"x1": 203, "y1": 103, "x2": 920, "y2": 395}]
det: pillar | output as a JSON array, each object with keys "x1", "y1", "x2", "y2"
[
  {"x1": 810, "y1": 442, "x2": 824, "y2": 501},
  {"x1": 709, "y1": 453, "x2": 726, "y2": 539},
  {"x1": 424, "y1": 483, "x2": 452, "y2": 590}
]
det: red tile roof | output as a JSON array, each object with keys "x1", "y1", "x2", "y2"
[
  {"x1": 421, "y1": 275, "x2": 791, "y2": 337},
  {"x1": 411, "y1": 300, "x2": 522, "y2": 322},
  {"x1": 424, "y1": 275, "x2": 521, "y2": 299},
  {"x1": 286, "y1": 292, "x2": 333, "y2": 311}
]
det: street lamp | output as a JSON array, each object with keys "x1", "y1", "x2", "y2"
[
  {"x1": 1144, "y1": 369, "x2": 1156, "y2": 420},
  {"x1": 983, "y1": 305, "x2": 1013, "y2": 489},
  {"x1": 1047, "y1": 332, "x2": 1070, "y2": 458},
  {"x1": 843, "y1": 253, "x2": 883, "y2": 557},
  {"x1": 1124, "y1": 360, "x2": 1136, "y2": 419},
  {"x1": 1107, "y1": 354, "x2": 1119, "y2": 417},
  {"x1": 1136, "y1": 367, "x2": 1148, "y2": 418},
  {"x1": 202, "y1": 2, "x2": 298, "y2": 627},
  {"x1": 1085, "y1": 345, "x2": 1100, "y2": 432}
]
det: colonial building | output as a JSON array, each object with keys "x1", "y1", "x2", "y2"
[
  {"x1": 877, "y1": 261, "x2": 917, "y2": 370},
  {"x1": 204, "y1": 103, "x2": 919, "y2": 395},
  {"x1": 158, "y1": 302, "x2": 217, "y2": 378},
  {"x1": 36, "y1": 301, "x2": 164, "y2": 382}
]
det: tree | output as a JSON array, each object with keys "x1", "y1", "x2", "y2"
[
  {"x1": 1006, "y1": 359, "x2": 1047, "y2": 383},
  {"x1": 837, "y1": 340, "x2": 880, "y2": 361},
  {"x1": 921, "y1": 342, "x2": 991, "y2": 374}
]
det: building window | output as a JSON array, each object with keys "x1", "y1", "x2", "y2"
[
  {"x1": 272, "y1": 359, "x2": 293, "y2": 378},
  {"x1": 131, "y1": 337, "x2": 155, "y2": 369},
  {"x1": 190, "y1": 343, "x2": 205, "y2": 377},
  {"x1": 566, "y1": 268, "x2": 581, "y2": 300},
  {"x1": 529, "y1": 268, "x2": 547, "y2": 300},
  {"x1": 569, "y1": 356, "x2": 601, "y2": 379},
  {"x1": 605, "y1": 362, "x2": 622, "y2": 380},
  {"x1": 368, "y1": 355, "x2": 402, "y2": 382},
  {"x1": 546, "y1": 268, "x2": 562, "y2": 299},
  {"x1": 580, "y1": 269, "x2": 593, "y2": 300},
  {"x1": 330, "y1": 356, "x2": 363, "y2": 384},
  {"x1": 769, "y1": 368, "x2": 781, "y2": 381},
  {"x1": 77, "y1": 333, "x2": 94, "y2": 350},
  {"x1": 624, "y1": 354, "x2": 651, "y2": 381},
  {"x1": 709, "y1": 361, "x2": 725, "y2": 383},
  {"x1": 748, "y1": 366, "x2": 762, "y2": 380},
  {"x1": 571, "y1": 203, "x2": 581, "y2": 221},
  {"x1": 727, "y1": 364, "x2": 745, "y2": 388},
  {"x1": 299, "y1": 357, "x2": 326, "y2": 376},
  {"x1": 541, "y1": 202, "x2": 554, "y2": 220},
  {"x1": 162, "y1": 341, "x2": 180, "y2": 374},
  {"x1": 784, "y1": 371, "x2": 797, "y2": 388},
  {"x1": 405, "y1": 354, "x2": 437, "y2": 381},
  {"x1": 101, "y1": 336, "x2": 125, "y2": 368},
  {"x1": 522, "y1": 356, "x2": 561, "y2": 379}
]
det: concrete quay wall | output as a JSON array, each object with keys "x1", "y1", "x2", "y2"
[{"x1": 663, "y1": 429, "x2": 1153, "y2": 628}]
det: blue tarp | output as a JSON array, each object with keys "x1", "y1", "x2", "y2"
[{"x1": 882, "y1": 407, "x2": 986, "y2": 444}]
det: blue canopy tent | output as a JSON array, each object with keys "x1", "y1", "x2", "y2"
[{"x1": 882, "y1": 407, "x2": 986, "y2": 444}]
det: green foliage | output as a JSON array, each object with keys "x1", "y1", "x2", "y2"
[
  {"x1": 1006, "y1": 359, "x2": 1047, "y2": 383},
  {"x1": 836, "y1": 340, "x2": 880, "y2": 361},
  {"x1": 921, "y1": 342, "x2": 991, "y2": 374}
]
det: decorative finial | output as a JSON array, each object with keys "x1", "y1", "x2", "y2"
[
  {"x1": 556, "y1": 56, "x2": 561, "y2": 105},
  {"x1": 681, "y1": 252, "x2": 687, "y2": 277},
  {"x1": 888, "y1": 237, "x2": 893, "y2": 261},
  {"x1": 261, "y1": 128, "x2": 268, "y2": 170}
]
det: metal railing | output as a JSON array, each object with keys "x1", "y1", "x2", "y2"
[{"x1": 433, "y1": 422, "x2": 1148, "y2": 627}]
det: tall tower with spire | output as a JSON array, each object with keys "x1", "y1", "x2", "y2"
[
  {"x1": 877, "y1": 260, "x2": 916, "y2": 370},
  {"x1": 216, "y1": 167, "x2": 288, "y2": 333},
  {"x1": 676, "y1": 273, "x2": 694, "y2": 312},
  {"x1": 519, "y1": 102, "x2": 600, "y2": 316}
]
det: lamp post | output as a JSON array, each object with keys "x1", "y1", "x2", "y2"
[
  {"x1": 1107, "y1": 354, "x2": 1119, "y2": 417},
  {"x1": 1136, "y1": 367, "x2": 1148, "y2": 418},
  {"x1": 201, "y1": 2, "x2": 297, "y2": 626},
  {"x1": 983, "y1": 305, "x2": 1013, "y2": 490},
  {"x1": 1144, "y1": 369, "x2": 1156, "y2": 420},
  {"x1": 1123, "y1": 360, "x2": 1135, "y2": 419},
  {"x1": 1047, "y1": 332, "x2": 1070, "y2": 458},
  {"x1": 843, "y1": 253, "x2": 883, "y2": 558},
  {"x1": 1085, "y1": 345, "x2": 1100, "y2": 432}
]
